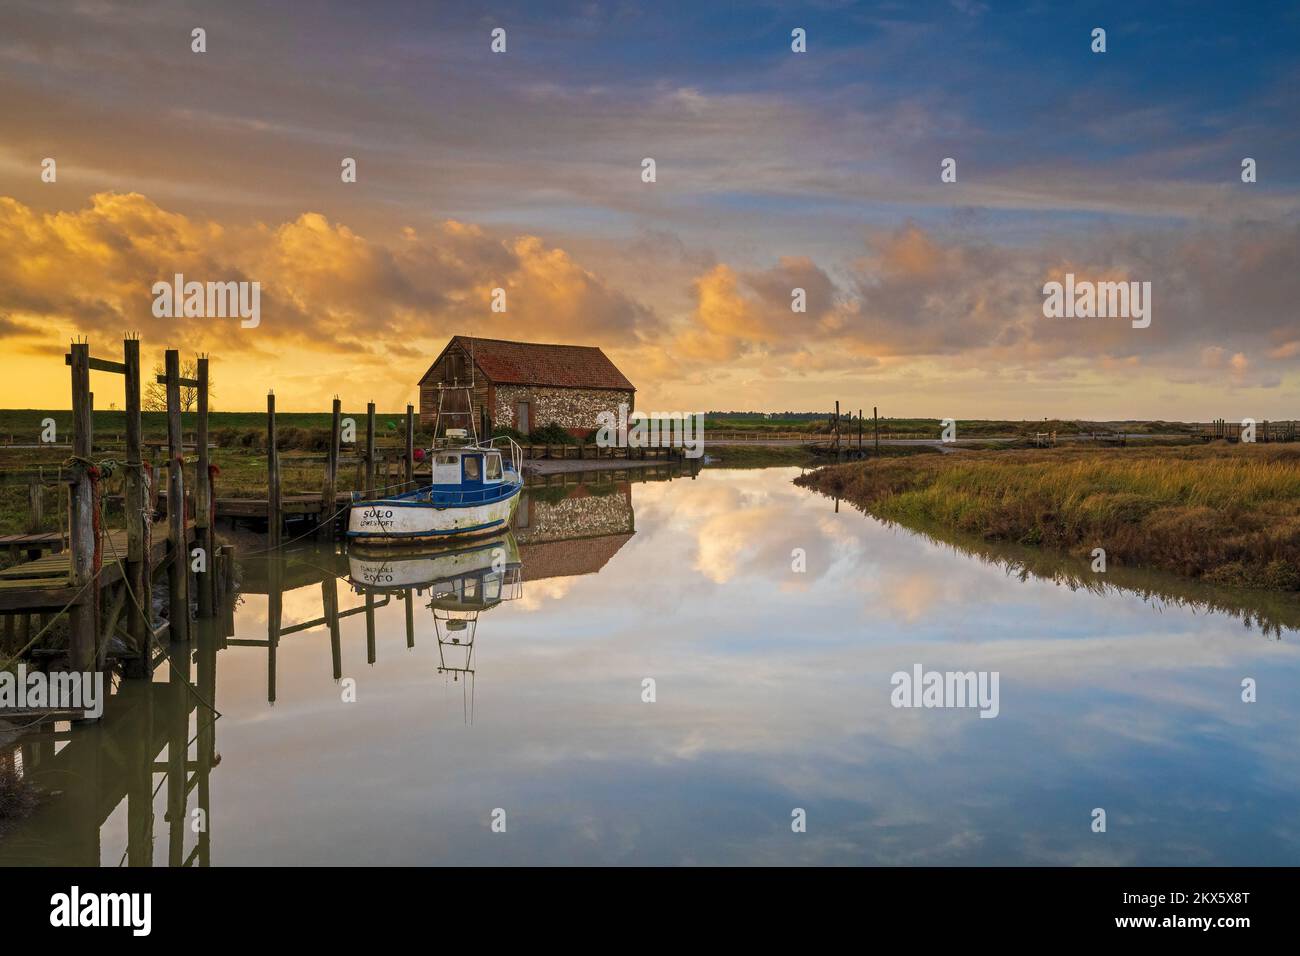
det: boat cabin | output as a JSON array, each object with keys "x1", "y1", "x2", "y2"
[{"x1": 431, "y1": 447, "x2": 507, "y2": 488}]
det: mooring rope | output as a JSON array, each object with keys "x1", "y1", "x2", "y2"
[
  {"x1": 239, "y1": 472, "x2": 422, "y2": 557},
  {"x1": 0, "y1": 572, "x2": 103, "y2": 673}
]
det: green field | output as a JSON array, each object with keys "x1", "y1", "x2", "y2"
[{"x1": 0, "y1": 409, "x2": 413, "y2": 444}]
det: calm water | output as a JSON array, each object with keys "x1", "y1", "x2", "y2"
[{"x1": 3, "y1": 466, "x2": 1299, "y2": 866}]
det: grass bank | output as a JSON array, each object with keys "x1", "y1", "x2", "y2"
[
  {"x1": 704, "y1": 443, "x2": 943, "y2": 469},
  {"x1": 794, "y1": 444, "x2": 1300, "y2": 590}
]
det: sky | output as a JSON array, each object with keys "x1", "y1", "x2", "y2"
[{"x1": 0, "y1": 0, "x2": 1297, "y2": 417}]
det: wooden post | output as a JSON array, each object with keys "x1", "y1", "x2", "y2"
[
  {"x1": 324, "y1": 577, "x2": 342, "y2": 681},
  {"x1": 320, "y1": 397, "x2": 340, "y2": 538},
  {"x1": 873, "y1": 406, "x2": 879, "y2": 456},
  {"x1": 166, "y1": 644, "x2": 188, "y2": 866},
  {"x1": 267, "y1": 558, "x2": 281, "y2": 704},
  {"x1": 834, "y1": 401, "x2": 840, "y2": 455},
  {"x1": 123, "y1": 338, "x2": 152, "y2": 677},
  {"x1": 267, "y1": 392, "x2": 281, "y2": 549},
  {"x1": 195, "y1": 614, "x2": 216, "y2": 867},
  {"x1": 67, "y1": 342, "x2": 97, "y2": 673},
  {"x1": 26, "y1": 478, "x2": 42, "y2": 533},
  {"x1": 405, "y1": 589, "x2": 415, "y2": 649},
  {"x1": 148, "y1": 445, "x2": 161, "y2": 515},
  {"x1": 405, "y1": 403, "x2": 415, "y2": 489},
  {"x1": 365, "y1": 402, "x2": 376, "y2": 498},
  {"x1": 125, "y1": 680, "x2": 154, "y2": 865},
  {"x1": 196, "y1": 356, "x2": 213, "y2": 618},
  {"x1": 164, "y1": 349, "x2": 189, "y2": 643},
  {"x1": 365, "y1": 593, "x2": 376, "y2": 665}
]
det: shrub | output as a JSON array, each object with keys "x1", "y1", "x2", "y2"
[{"x1": 527, "y1": 422, "x2": 578, "y2": 445}]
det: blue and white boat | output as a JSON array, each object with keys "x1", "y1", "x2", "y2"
[{"x1": 347, "y1": 389, "x2": 524, "y2": 546}]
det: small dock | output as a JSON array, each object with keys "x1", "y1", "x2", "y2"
[
  {"x1": 0, "y1": 338, "x2": 220, "y2": 689},
  {"x1": 0, "y1": 526, "x2": 190, "y2": 612}
]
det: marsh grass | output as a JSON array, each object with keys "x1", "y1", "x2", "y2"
[{"x1": 795, "y1": 444, "x2": 1300, "y2": 590}]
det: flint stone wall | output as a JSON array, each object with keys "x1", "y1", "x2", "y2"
[{"x1": 495, "y1": 386, "x2": 634, "y2": 437}]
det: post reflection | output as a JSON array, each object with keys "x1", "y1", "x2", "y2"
[{"x1": 0, "y1": 469, "x2": 671, "y2": 866}]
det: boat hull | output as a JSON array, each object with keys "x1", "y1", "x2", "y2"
[
  {"x1": 346, "y1": 484, "x2": 521, "y2": 546},
  {"x1": 347, "y1": 532, "x2": 521, "y2": 591}
]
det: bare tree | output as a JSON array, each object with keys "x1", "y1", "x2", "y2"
[{"x1": 143, "y1": 359, "x2": 215, "y2": 412}]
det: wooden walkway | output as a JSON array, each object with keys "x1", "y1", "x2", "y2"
[{"x1": 0, "y1": 525, "x2": 189, "y2": 612}]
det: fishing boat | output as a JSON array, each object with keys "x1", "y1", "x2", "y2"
[{"x1": 346, "y1": 384, "x2": 524, "y2": 546}]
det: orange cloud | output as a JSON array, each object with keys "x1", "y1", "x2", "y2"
[{"x1": 0, "y1": 192, "x2": 656, "y2": 408}]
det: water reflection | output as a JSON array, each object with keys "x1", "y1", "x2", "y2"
[
  {"x1": 813, "y1": 499, "x2": 1300, "y2": 640},
  {"x1": 2, "y1": 465, "x2": 1298, "y2": 866},
  {"x1": 350, "y1": 533, "x2": 525, "y2": 722}
]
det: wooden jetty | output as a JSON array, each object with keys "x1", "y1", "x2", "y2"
[{"x1": 0, "y1": 338, "x2": 226, "y2": 696}]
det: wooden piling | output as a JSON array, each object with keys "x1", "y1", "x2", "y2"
[
  {"x1": 320, "y1": 397, "x2": 341, "y2": 538},
  {"x1": 365, "y1": 593, "x2": 376, "y2": 665},
  {"x1": 124, "y1": 338, "x2": 153, "y2": 677},
  {"x1": 365, "y1": 402, "x2": 376, "y2": 498},
  {"x1": 26, "y1": 477, "x2": 42, "y2": 533},
  {"x1": 873, "y1": 406, "x2": 879, "y2": 456},
  {"x1": 166, "y1": 646, "x2": 188, "y2": 866},
  {"x1": 267, "y1": 559, "x2": 281, "y2": 704},
  {"x1": 323, "y1": 576, "x2": 342, "y2": 681},
  {"x1": 125, "y1": 682, "x2": 154, "y2": 865},
  {"x1": 405, "y1": 403, "x2": 415, "y2": 490},
  {"x1": 405, "y1": 589, "x2": 415, "y2": 649},
  {"x1": 196, "y1": 356, "x2": 213, "y2": 618},
  {"x1": 67, "y1": 342, "x2": 97, "y2": 673},
  {"x1": 164, "y1": 349, "x2": 189, "y2": 643},
  {"x1": 267, "y1": 392, "x2": 281, "y2": 549}
]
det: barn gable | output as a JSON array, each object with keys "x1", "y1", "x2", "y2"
[
  {"x1": 418, "y1": 336, "x2": 636, "y2": 437},
  {"x1": 418, "y1": 336, "x2": 634, "y2": 392}
]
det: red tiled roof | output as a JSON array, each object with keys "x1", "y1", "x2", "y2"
[
  {"x1": 518, "y1": 534, "x2": 634, "y2": 581},
  {"x1": 421, "y1": 336, "x2": 634, "y2": 391}
]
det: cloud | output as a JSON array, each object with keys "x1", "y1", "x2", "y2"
[
  {"x1": 661, "y1": 257, "x2": 843, "y2": 365},
  {"x1": 0, "y1": 192, "x2": 656, "y2": 360}
]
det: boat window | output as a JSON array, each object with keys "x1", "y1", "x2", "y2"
[
  {"x1": 433, "y1": 454, "x2": 461, "y2": 485},
  {"x1": 485, "y1": 453, "x2": 502, "y2": 480},
  {"x1": 463, "y1": 455, "x2": 481, "y2": 481}
]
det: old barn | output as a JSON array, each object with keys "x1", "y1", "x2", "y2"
[{"x1": 418, "y1": 336, "x2": 635, "y2": 438}]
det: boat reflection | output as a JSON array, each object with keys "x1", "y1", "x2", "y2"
[{"x1": 347, "y1": 532, "x2": 523, "y2": 722}]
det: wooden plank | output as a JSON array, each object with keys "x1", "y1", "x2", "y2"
[
  {"x1": 64, "y1": 353, "x2": 127, "y2": 375},
  {"x1": 0, "y1": 533, "x2": 63, "y2": 546},
  {"x1": 154, "y1": 374, "x2": 200, "y2": 388}
]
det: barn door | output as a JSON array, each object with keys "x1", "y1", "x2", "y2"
[{"x1": 515, "y1": 401, "x2": 530, "y2": 435}]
